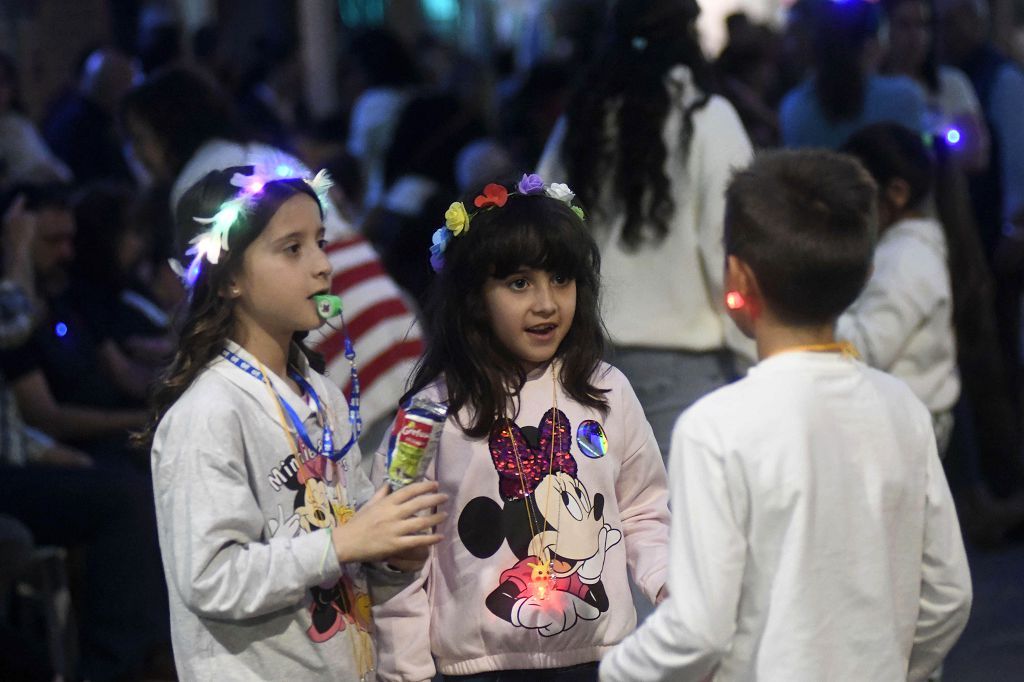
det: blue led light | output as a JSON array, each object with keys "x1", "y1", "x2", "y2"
[
  {"x1": 276, "y1": 164, "x2": 293, "y2": 177},
  {"x1": 946, "y1": 129, "x2": 962, "y2": 145},
  {"x1": 55, "y1": 322, "x2": 68, "y2": 337}
]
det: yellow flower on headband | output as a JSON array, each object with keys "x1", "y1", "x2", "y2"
[{"x1": 445, "y1": 201, "x2": 470, "y2": 236}]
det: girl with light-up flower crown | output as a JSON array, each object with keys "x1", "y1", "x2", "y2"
[
  {"x1": 371, "y1": 175, "x2": 670, "y2": 682},
  {"x1": 137, "y1": 165, "x2": 448, "y2": 682}
]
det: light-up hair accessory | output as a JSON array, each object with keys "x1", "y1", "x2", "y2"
[
  {"x1": 169, "y1": 164, "x2": 334, "y2": 288},
  {"x1": 428, "y1": 173, "x2": 585, "y2": 273}
]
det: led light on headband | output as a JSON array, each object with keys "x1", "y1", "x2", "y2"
[{"x1": 169, "y1": 166, "x2": 335, "y2": 288}]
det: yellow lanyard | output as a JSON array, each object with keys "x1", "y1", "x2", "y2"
[{"x1": 776, "y1": 341, "x2": 859, "y2": 359}]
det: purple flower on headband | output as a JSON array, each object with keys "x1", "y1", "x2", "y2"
[
  {"x1": 517, "y1": 173, "x2": 545, "y2": 195},
  {"x1": 430, "y1": 226, "x2": 450, "y2": 272},
  {"x1": 430, "y1": 252, "x2": 445, "y2": 273}
]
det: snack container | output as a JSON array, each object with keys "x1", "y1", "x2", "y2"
[{"x1": 386, "y1": 398, "x2": 447, "y2": 489}]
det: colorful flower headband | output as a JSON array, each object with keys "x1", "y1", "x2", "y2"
[
  {"x1": 170, "y1": 165, "x2": 334, "y2": 287},
  {"x1": 429, "y1": 173, "x2": 585, "y2": 272}
]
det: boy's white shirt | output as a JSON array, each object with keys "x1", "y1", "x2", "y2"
[
  {"x1": 600, "y1": 351, "x2": 972, "y2": 682},
  {"x1": 836, "y1": 216, "x2": 960, "y2": 413}
]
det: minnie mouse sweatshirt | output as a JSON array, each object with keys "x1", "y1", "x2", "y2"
[{"x1": 371, "y1": 361, "x2": 670, "y2": 679}]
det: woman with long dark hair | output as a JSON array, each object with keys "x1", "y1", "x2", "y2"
[
  {"x1": 881, "y1": 0, "x2": 989, "y2": 171},
  {"x1": 539, "y1": 0, "x2": 754, "y2": 459},
  {"x1": 779, "y1": 0, "x2": 928, "y2": 148}
]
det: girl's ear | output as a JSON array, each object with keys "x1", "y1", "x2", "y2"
[
  {"x1": 724, "y1": 254, "x2": 761, "y2": 338},
  {"x1": 220, "y1": 278, "x2": 242, "y2": 299},
  {"x1": 884, "y1": 178, "x2": 911, "y2": 214}
]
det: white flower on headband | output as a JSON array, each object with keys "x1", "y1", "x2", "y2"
[
  {"x1": 305, "y1": 169, "x2": 334, "y2": 213},
  {"x1": 545, "y1": 183, "x2": 575, "y2": 204},
  {"x1": 171, "y1": 166, "x2": 334, "y2": 288}
]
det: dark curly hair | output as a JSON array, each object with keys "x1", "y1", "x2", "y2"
[
  {"x1": 812, "y1": 0, "x2": 882, "y2": 123},
  {"x1": 404, "y1": 190, "x2": 608, "y2": 439},
  {"x1": 561, "y1": 0, "x2": 713, "y2": 249},
  {"x1": 135, "y1": 166, "x2": 324, "y2": 448}
]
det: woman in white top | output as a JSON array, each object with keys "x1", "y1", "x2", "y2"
[
  {"x1": 882, "y1": 0, "x2": 990, "y2": 171},
  {"x1": 538, "y1": 0, "x2": 754, "y2": 460}
]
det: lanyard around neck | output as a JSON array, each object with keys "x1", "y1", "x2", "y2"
[{"x1": 221, "y1": 348, "x2": 353, "y2": 461}]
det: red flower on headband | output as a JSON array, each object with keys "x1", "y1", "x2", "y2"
[{"x1": 474, "y1": 183, "x2": 509, "y2": 209}]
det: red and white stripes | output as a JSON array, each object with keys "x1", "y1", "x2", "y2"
[{"x1": 308, "y1": 235, "x2": 423, "y2": 429}]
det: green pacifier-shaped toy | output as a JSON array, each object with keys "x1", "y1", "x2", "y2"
[{"x1": 313, "y1": 294, "x2": 343, "y2": 320}]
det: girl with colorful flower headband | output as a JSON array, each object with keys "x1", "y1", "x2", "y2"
[
  {"x1": 137, "y1": 165, "x2": 447, "y2": 681},
  {"x1": 372, "y1": 174, "x2": 670, "y2": 682}
]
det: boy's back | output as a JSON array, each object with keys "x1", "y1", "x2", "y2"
[
  {"x1": 618, "y1": 351, "x2": 970, "y2": 681},
  {"x1": 600, "y1": 147, "x2": 972, "y2": 682}
]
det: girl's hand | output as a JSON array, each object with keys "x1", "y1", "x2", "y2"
[
  {"x1": 331, "y1": 481, "x2": 447, "y2": 565},
  {"x1": 384, "y1": 545, "x2": 431, "y2": 573}
]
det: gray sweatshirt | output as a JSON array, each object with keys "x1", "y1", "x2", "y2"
[{"x1": 152, "y1": 341, "x2": 402, "y2": 681}]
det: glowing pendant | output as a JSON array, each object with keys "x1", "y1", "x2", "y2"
[
  {"x1": 313, "y1": 294, "x2": 343, "y2": 319},
  {"x1": 528, "y1": 559, "x2": 554, "y2": 600}
]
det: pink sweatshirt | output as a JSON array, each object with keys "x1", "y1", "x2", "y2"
[{"x1": 372, "y1": 362, "x2": 670, "y2": 679}]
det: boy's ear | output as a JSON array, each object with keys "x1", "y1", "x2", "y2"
[
  {"x1": 725, "y1": 255, "x2": 760, "y2": 307},
  {"x1": 725, "y1": 254, "x2": 761, "y2": 336}
]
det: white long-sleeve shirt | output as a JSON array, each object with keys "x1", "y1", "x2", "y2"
[
  {"x1": 836, "y1": 216, "x2": 960, "y2": 413},
  {"x1": 600, "y1": 351, "x2": 972, "y2": 682},
  {"x1": 537, "y1": 66, "x2": 755, "y2": 361}
]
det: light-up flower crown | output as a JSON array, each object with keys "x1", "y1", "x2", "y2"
[
  {"x1": 170, "y1": 164, "x2": 334, "y2": 287},
  {"x1": 429, "y1": 173, "x2": 585, "y2": 273}
]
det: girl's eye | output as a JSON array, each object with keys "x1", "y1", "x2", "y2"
[
  {"x1": 317, "y1": 239, "x2": 328, "y2": 250},
  {"x1": 285, "y1": 243, "x2": 300, "y2": 255},
  {"x1": 552, "y1": 273, "x2": 572, "y2": 286},
  {"x1": 508, "y1": 278, "x2": 529, "y2": 291}
]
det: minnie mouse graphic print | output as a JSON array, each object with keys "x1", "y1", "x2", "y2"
[
  {"x1": 369, "y1": 361, "x2": 671, "y2": 679},
  {"x1": 458, "y1": 408, "x2": 623, "y2": 637}
]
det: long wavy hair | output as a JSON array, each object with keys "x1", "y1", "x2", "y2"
[
  {"x1": 880, "y1": 0, "x2": 940, "y2": 93},
  {"x1": 813, "y1": 0, "x2": 882, "y2": 122},
  {"x1": 135, "y1": 166, "x2": 324, "y2": 448},
  {"x1": 404, "y1": 191, "x2": 609, "y2": 439},
  {"x1": 562, "y1": 0, "x2": 712, "y2": 249}
]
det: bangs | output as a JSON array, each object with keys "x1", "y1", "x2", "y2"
[{"x1": 460, "y1": 195, "x2": 595, "y2": 282}]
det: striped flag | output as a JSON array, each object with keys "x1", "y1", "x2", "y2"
[{"x1": 307, "y1": 235, "x2": 423, "y2": 429}]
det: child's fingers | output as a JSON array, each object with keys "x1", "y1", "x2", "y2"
[
  {"x1": 388, "y1": 480, "x2": 440, "y2": 503},
  {"x1": 368, "y1": 484, "x2": 390, "y2": 504},
  {"x1": 397, "y1": 493, "x2": 449, "y2": 515},
  {"x1": 391, "y1": 545, "x2": 430, "y2": 562},
  {"x1": 402, "y1": 511, "x2": 447, "y2": 533},
  {"x1": 400, "y1": 532, "x2": 444, "y2": 549}
]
